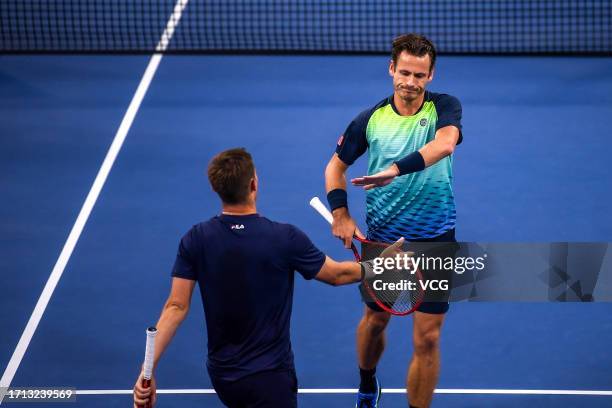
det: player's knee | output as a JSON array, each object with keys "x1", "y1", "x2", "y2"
[
  {"x1": 413, "y1": 329, "x2": 440, "y2": 356},
  {"x1": 363, "y1": 310, "x2": 390, "y2": 335}
]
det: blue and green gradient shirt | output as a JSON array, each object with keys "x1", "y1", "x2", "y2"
[{"x1": 336, "y1": 91, "x2": 463, "y2": 242}]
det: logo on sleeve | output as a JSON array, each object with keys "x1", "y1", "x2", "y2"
[
  {"x1": 337, "y1": 134, "x2": 344, "y2": 146},
  {"x1": 231, "y1": 224, "x2": 245, "y2": 230},
  {"x1": 419, "y1": 118, "x2": 428, "y2": 127}
]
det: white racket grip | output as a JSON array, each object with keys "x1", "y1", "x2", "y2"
[
  {"x1": 143, "y1": 327, "x2": 157, "y2": 380},
  {"x1": 309, "y1": 196, "x2": 334, "y2": 225}
]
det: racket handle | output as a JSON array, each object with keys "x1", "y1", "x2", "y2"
[
  {"x1": 311, "y1": 196, "x2": 362, "y2": 261},
  {"x1": 142, "y1": 326, "x2": 157, "y2": 408},
  {"x1": 310, "y1": 196, "x2": 363, "y2": 239},
  {"x1": 309, "y1": 196, "x2": 334, "y2": 224},
  {"x1": 141, "y1": 378, "x2": 151, "y2": 408}
]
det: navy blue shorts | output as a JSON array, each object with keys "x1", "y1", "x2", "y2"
[
  {"x1": 361, "y1": 228, "x2": 457, "y2": 315},
  {"x1": 211, "y1": 369, "x2": 297, "y2": 408}
]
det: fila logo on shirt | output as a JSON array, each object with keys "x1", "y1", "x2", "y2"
[{"x1": 231, "y1": 224, "x2": 245, "y2": 230}]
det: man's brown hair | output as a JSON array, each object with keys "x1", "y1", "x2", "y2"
[
  {"x1": 391, "y1": 33, "x2": 437, "y2": 72},
  {"x1": 207, "y1": 148, "x2": 255, "y2": 204}
]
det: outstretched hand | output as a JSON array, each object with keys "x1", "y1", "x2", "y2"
[
  {"x1": 380, "y1": 237, "x2": 406, "y2": 258},
  {"x1": 351, "y1": 165, "x2": 400, "y2": 190}
]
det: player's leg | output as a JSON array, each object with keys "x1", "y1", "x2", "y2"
[
  {"x1": 355, "y1": 304, "x2": 390, "y2": 408},
  {"x1": 407, "y1": 309, "x2": 445, "y2": 408},
  {"x1": 357, "y1": 305, "x2": 391, "y2": 370}
]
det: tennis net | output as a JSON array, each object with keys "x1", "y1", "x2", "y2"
[{"x1": 1, "y1": 0, "x2": 610, "y2": 54}]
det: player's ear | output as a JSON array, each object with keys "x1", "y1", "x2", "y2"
[
  {"x1": 428, "y1": 66, "x2": 435, "y2": 81},
  {"x1": 251, "y1": 173, "x2": 258, "y2": 193},
  {"x1": 388, "y1": 59, "x2": 395, "y2": 77}
]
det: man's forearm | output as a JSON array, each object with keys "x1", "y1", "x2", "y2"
[
  {"x1": 316, "y1": 257, "x2": 363, "y2": 286},
  {"x1": 418, "y1": 127, "x2": 459, "y2": 167},
  {"x1": 335, "y1": 261, "x2": 363, "y2": 285},
  {"x1": 152, "y1": 304, "x2": 189, "y2": 370},
  {"x1": 325, "y1": 156, "x2": 352, "y2": 214},
  {"x1": 419, "y1": 138, "x2": 455, "y2": 166},
  {"x1": 326, "y1": 261, "x2": 362, "y2": 286}
]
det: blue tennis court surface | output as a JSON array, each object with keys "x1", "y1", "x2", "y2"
[{"x1": 1, "y1": 54, "x2": 612, "y2": 407}]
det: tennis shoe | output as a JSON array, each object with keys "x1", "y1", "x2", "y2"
[{"x1": 355, "y1": 377, "x2": 381, "y2": 408}]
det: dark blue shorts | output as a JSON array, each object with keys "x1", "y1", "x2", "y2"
[
  {"x1": 361, "y1": 228, "x2": 457, "y2": 315},
  {"x1": 211, "y1": 369, "x2": 297, "y2": 408}
]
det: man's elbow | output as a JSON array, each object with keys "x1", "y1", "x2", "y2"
[{"x1": 165, "y1": 300, "x2": 189, "y2": 315}]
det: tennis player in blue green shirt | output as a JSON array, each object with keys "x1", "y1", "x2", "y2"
[{"x1": 325, "y1": 33, "x2": 463, "y2": 408}]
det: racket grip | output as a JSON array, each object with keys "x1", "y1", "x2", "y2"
[
  {"x1": 142, "y1": 326, "x2": 157, "y2": 408},
  {"x1": 141, "y1": 378, "x2": 151, "y2": 408},
  {"x1": 309, "y1": 196, "x2": 334, "y2": 224}
]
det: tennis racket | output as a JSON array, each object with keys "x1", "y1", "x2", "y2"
[
  {"x1": 141, "y1": 327, "x2": 157, "y2": 408},
  {"x1": 309, "y1": 196, "x2": 424, "y2": 316}
]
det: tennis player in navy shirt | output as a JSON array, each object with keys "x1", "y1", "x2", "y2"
[{"x1": 133, "y1": 148, "x2": 395, "y2": 408}]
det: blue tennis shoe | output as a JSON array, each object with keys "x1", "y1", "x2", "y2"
[{"x1": 355, "y1": 377, "x2": 381, "y2": 407}]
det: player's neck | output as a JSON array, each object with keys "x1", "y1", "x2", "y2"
[
  {"x1": 222, "y1": 202, "x2": 257, "y2": 216},
  {"x1": 393, "y1": 92, "x2": 425, "y2": 116}
]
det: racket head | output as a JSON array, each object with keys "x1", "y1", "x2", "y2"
[{"x1": 358, "y1": 239, "x2": 425, "y2": 316}]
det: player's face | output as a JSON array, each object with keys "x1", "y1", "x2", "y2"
[{"x1": 389, "y1": 51, "x2": 434, "y2": 102}]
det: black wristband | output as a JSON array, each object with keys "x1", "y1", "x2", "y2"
[
  {"x1": 394, "y1": 151, "x2": 425, "y2": 176},
  {"x1": 327, "y1": 188, "x2": 348, "y2": 212}
]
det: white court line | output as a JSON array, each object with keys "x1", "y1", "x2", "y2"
[
  {"x1": 73, "y1": 388, "x2": 612, "y2": 396},
  {"x1": 0, "y1": 1, "x2": 189, "y2": 405}
]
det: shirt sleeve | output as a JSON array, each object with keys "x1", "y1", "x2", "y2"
[
  {"x1": 335, "y1": 108, "x2": 371, "y2": 165},
  {"x1": 171, "y1": 227, "x2": 199, "y2": 281},
  {"x1": 434, "y1": 94, "x2": 463, "y2": 145},
  {"x1": 286, "y1": 225, "x2": 326, "y2": 280}
]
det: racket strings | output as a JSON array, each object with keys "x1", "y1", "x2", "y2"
[{"x1": 373, "y1": 266, "x2": 424, "y2": 312}]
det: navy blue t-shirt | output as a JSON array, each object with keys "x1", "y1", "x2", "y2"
[{"x1": 171, "y1": 213, "x2": 326, "y2": 381}]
